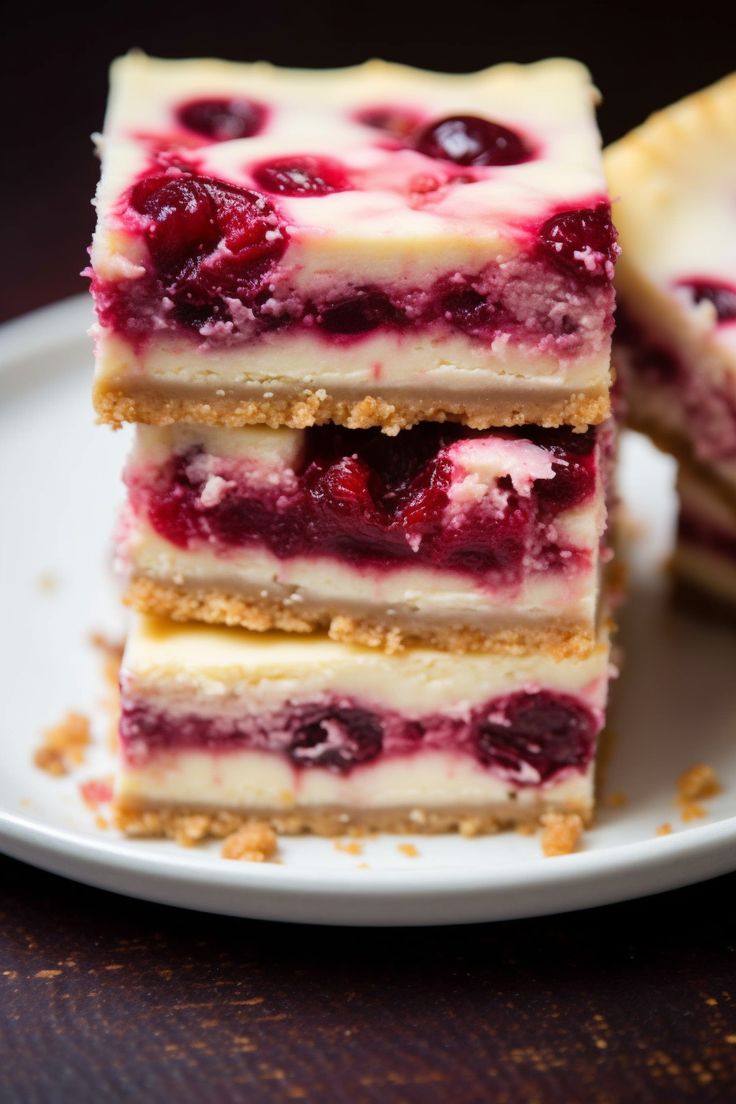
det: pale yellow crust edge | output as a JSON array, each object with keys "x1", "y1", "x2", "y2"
[
  {"x1": 125, "y1": 575, "x2": 599, "y2": 658},
  {"x1": 629, "y1": 413, "x2": 736, "y2": 515},
  {"x1": 114, "y1": 798, "x2": 594, "y2": 841},
  {"x1": 94, "y1": 385, "x2": 611, "y2": 433}
]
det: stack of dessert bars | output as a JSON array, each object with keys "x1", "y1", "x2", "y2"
[{"x1": 89, "y1": 53, "x2": 620, "y2": 840}]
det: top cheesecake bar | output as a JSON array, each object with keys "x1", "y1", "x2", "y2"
[{"x1": 90, "y1": 53, "x2": 617, "y2": 433}]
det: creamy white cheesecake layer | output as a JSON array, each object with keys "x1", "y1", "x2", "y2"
[
  {"x1": 95, "y1": 330, "x2": 611, "y2": 412},
  {"x1": 116, "y1": 747, "x2": 593, "y2": 812},
  {"x1": 126, "y1": 527, "x2": 602, "y2": 628},
  {"x1": 123, "y1": 616, "x2": 611, "y2": 718}
]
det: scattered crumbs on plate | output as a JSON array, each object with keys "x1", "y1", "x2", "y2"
[
  {"x1": 36, "y1": 572, "x2": 60, "y2": 594},
  {"x1": 540, "y1": 812, "x2": 584, "y2": 857},
  {"x1": 33, "y1": 711, "x2": 91, "y2": 776},
  {"x1": 221, "y1": 821, "x2": 279, "y2": 862},
  {"x1": 605, "y1": 790, "x2": 628, "y2": 809},
  {"x1": 34, "y1": 970, "x2": 62, "y2": 979},
  {"x1": 675, "y1": 763, "x2": 721, "y2": 823},
  {"x1": 334, "y1": 839, "x2": 363, "y2": 856},
  {"x1": 356, "y1": 863, "x2": 371, "y2": 870},
  {"x1": 726, "y1": 1035, "x2": 736, "y2": 1045},
  {"x1": 656, "y1": 822, "x2": 673, "y2": 837},
  {"x1": 516, "y1": 821, "x2": 537, "y2": 837},
  {"x1": 397, "y1": 842, "x2": 419, "y2": 858}
]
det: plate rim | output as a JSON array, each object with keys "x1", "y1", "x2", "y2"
[{"x1": 3, "y1": 293, "x2": 736, "y2": 924}]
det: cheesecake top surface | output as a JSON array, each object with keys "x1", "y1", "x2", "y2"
[
  {"x1": 605, "y1": 73, "x2": 736, "y2": 347},
  {"x1": 93, "y1": 52, "x2": 610, "y2": 263}
]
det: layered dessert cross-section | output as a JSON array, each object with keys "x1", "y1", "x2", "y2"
[
  {"x1": 91, "y1": 54, "x2": 617, "y2": 433},
  {"x1": 119, "y1": 420, "x2": 615, "y2": 655},
  {"x1": 115, "y1": 615, "x2": 613, "y2": 837},
  {"x1": 605, "y1": 74, "x2": 736, "y2": 603}
]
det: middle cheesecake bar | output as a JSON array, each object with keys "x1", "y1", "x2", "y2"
[{"x1": 120, "y1": 420, "x2": 615, "y2": 655}]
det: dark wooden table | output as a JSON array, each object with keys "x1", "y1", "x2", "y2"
[{"x1": 4, "y1": 5, "x2": 736, "y2": 1099}]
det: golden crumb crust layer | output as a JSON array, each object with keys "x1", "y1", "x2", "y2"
[
  {"x1": 125, "y1": 575, "x2": 600, "y2": 658},
  {"x1": 630, "y1": 414, "x2": 736, "y2": 515},
  {"x1": 114, "y1": 798, "x2": 593, "y2": 842},
  {"x1": 94, "y1": 384, "x2": 610, "y2": 433}
]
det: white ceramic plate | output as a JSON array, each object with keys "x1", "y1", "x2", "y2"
[{"x1": 2, "y1": 295, "x2": 736, "y2": 926}]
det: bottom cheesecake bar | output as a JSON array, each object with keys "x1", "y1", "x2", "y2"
[
  {"x1": 674, "y1": 464, "x2": 736, "y2": 609},
  {"x1": 115, "y1": 615, "x2": 613, "y2": 837}
]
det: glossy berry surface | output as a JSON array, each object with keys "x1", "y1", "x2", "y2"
[
  {"x1": 252, "y1": 155, "x2": 351, "y2": 196},
  {"x1": 538, "y1": 204, "x2": 618, "y2": 281},
  {"x1": 679, "y1": 280, "x2": 736, "y2": 323},
  {"x1": 415, "y1": 115, "x2": 532, "y2": 167},
  {"x1": 317, "y1": 290, "x2": 404, "y2": 336},
  {"x1": 474, "y1": 690, "x2": 597, "y2": 781},
  {"x1": 176, "y1": 97, "x2": 266, "y2": 141},
  {"x1": 129, "y1": 171, "x2": 287, "y2": 323}
]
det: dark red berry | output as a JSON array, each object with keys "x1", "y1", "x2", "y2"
[
  {"x1": 288, "y1": 707, "x2": 383, "y2": 772},
  {"x1": 307, "y1": 456, "x2": 381, "y2": 523},
  {"x1": 252, "y1": 155, "x2": 351, "y2": 196},
  {"x1": 678, "y1": 279, "x2": 736, "y2": 323},
  {"x1": 474, "y1": 690, "x2": 597, "y2": 782},
  {"x1": 538, "y1": 204, "x2": 618, "y2": 281},
  {"x1": 129, "y1": 171, "x2": 287, "y2": 316},
  {"x1": 176, "y1": 97, "x2": 266, "y2": 141},
  {"x1": 318, "y1": 290, "x2": 402, "y2": 335},
  {"x1": 441, "y1": 287, "x2": 494, "y2": 333},
  {"x1": 415, "y1": 115, "x2": 532, "y2": 167},
  {"x1": 130, "y1": 174, "x2": 219, "y2": 274}
]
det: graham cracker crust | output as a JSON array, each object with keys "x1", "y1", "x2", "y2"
[
  {"x1": 94, "y1": 384, "x2": 610, "y2": 434},
  {"x1": 115, "y1": 798, "x2": 593, "y2": 842},
  {"x1": 629, "y1": 414, "x2": 736, "y2": 514},
  {"x1": 125, "y1": 575, "x2": 599, "y2": 658}
]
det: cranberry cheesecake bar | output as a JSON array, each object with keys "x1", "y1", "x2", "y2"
[
  {"x1": 91, "y1": 54, "x2": 617, "y2": 433},
  {"x1": 119, "y1": 420, "x2": 615, "y2": 655},
  {"x1": 605, "y1": 74, "x2": 736, "y2": 492},
  {"x1": 115, "y1": 615, "x2": 612, "y2": 837}
]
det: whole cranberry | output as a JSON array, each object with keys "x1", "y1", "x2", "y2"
[
  {"x1": 416, "y1": 115, "x2": 532, "y2": 167},
  {"x1": 176, "y1": 97, "x2": 266, "y2": 141}
]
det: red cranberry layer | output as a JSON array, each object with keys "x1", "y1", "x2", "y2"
[
  {"x1": 138, "y1": 423, "x2": 597, "y2": 583},
  {"x1": 416, "y1": 115, "x2": 533, "y2": 167},
  {"x1": 128, "y1": 170, "x2": 287, "y2": 328},
  {"x1": 120, "y1": 688, "x2": 599, "y2": 782},
  {"x1": 252, "y1": 156, "x2": 351, "y2": 196},
  {"x1": 615, "y1": 306, "x2": 682, "y2": 384},
  {"x1": 677, "y1": 279, "x2": 736, "y2": 324},
  {"x1": 538, "y1": 204, "x2": 619, "y2": 282},
  {"x1": 176, "y1": 97, "x2": 266, "y2": 141}
]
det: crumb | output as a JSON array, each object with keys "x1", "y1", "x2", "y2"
[
  {"x1": 174, "y1": 814, "x2": 212, "y2": 848},
  {"x1": 95, "y1": 815, "x2": 109, "y2": 831},
  {"x1": 680, "y1": 802, "x2": 706, "y2": 823},
  {"x1": 356, "y1": 863, "x2": 370, "y2": 870},
  {"x1": 334, "y1": 839, "x2": 363, "y2": 856},
  {"x1": 34, "y1": 970, "x2": 62, "y2": 979},
  {"x1": 34, "y1": 712, "x2": 91, "y2": 776},
  {"x1": 36, "y1": 572, "x2": 59, "y2": 594},
  {"x1": 705, "y1": 997, "x2": 718, "y2": 1006},
  {"x1": 397, "y1": 842, "x2": 419, "y2": 858},
  {"x1": 540, "y1": 812, "x2": 584, "y2": 857},
  {"x1": 656, "y1": 822, "x2": 673, "y2": 836},
  {"x1": 89, "y1": 630, "x2": 124, "y2": 691},
  {"x1": 726, "y1": 1035, "x2": 736, "y2": 1045},
  {"x1": 79, "y1": 777, "x2": 114, "y2": 809},
  {"x1": 516, "y1": 822, "x2": 537, "y2": 837},
  {"x1": 677, "y1": 763, "x2": 721, "y2": 803},
  {"x1": 221, "y1": 821, "x2": 279, "y2": 862},
  {"x1": 605, "y1": 790, "x2": 628, "y2": 809}
]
